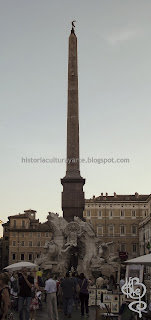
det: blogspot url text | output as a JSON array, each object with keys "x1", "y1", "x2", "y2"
[{"x1": 21, "y1": 157, "x2": 130, "y2": 165}]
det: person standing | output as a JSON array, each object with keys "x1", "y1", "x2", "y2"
[
  {"x1": 108, "y1": 274, "x2": 117, "y2": 291},
  {"x1": 18, "y1": 268, "x2": 34, "y2": 320},
  {"x1": 119, "y1": 275, "x2": 125, "y2": 291},
  {"x1": 45, "y1": 272, "x2": 59, "y2": 320},
  {"x1": 96, "y1": 273, "x2": 104, "y2": 288},
  {"x1": 79, "y1": 273, "x2": 89, "y2": 318},
  {"x1": 11, "y1": 273, "x2": 19, "y2": 311},
  {"x1": 71, "y1": 273, "x2": 80, "y2": 309},
  {"x1": 30, "y1": 270, "x2": 39, "y2": 320},
  {"x1": 60, "y1": 272, "x2": 74, "y2": 318},
  {"x1": 0, "y1": 273, "x2": 11, "y2": 320}
]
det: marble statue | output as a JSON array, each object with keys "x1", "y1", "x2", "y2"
[{"x1": 35, "y1": 213, "x2": 119, "y2": 278}]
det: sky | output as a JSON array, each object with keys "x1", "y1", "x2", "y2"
[{"x1": 1, "y1": 0, "x2": 151, "y2": 227}]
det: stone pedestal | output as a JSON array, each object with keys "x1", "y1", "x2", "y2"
[{"x1": 61, "y1": 176, "x2": 85, "y2": 222}]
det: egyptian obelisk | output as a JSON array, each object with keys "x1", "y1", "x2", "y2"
[{"x1": 61, "y1": 22, "x2": 85, "y2": 222}]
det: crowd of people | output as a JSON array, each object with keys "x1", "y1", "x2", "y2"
[
  {"x1": 42, "y1": 271, "x2": 90, "y2": 319},
  {"x1": 0, "y1": 268, "x2": 92, "y2": 320},
  {"x1": 0, "y1": 269, "x2": 124, "y2": 320},
  {"x1": 0, "y1": 268, "x2": 43, "y2": 320},
  {"x1": 1, "y1": 268, "x2": 145, "y2": 320}
]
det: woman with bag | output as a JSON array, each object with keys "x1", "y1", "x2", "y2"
[
  {"x1": 30, "y1": 271, "x2": 39, "y2": 320},
  {"x1": 79, "y1": 273, "x2": 89, "y2": 317},
  {"x1": 0, "y1": 273, "x2": 11, "y2": 320}
]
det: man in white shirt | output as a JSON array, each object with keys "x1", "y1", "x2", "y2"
[
  {"x1": 45, "y1": 272, "x2": 59, "y2": 320},
  {"x1": 96, "y1": 273, "x2": 104, "y2": 288}
]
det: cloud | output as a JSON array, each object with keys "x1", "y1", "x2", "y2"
[{"x1": 102, "y1": 28, "x2": 141, "y2": 45}]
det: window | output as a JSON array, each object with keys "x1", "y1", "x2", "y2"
[
  {"x1": 12, "y1": 253, "x2": 16, "y2": 260},
  {"x1": 132, "y1": 225, "x2": 137, "y2": 235},
  {"x1": 21, "y1": 254, "x2": 24, "y2": 261},
  {"x1": 108, "y1": 225, "x2": 114, "y2": 236},
  {"x1": 87, "y1": 210, "x2": 91, "y2": 218},
  {"x1": 29, "y1": 254, "x2": 33, "y2": 261},
  {"x1": 5, "y1": 236, "x2": 8, "y2": 240},
  {"x1": 22, "y1": 220, "x2": 25, "y2": 227},
  {"x1": 12, "y1": 241, "x2": 16, "y2": 246},
  {"x1": 13, "y1": 220, "x2": 16, "y2": 227},
  {"x1": 29, "y1": 241, "x2": 32, "y2": 247},
  {"x1": 143, "y1": 210, "x2": 147, "y2": 218},
  {"x1": 120, "y1": 244, "x2": 126, "y2": 252},
  {"x1": 131, "y1": 210, "x2": 136, "y2": 218},
  {"x1": 37, "y1": 241, "x2": 41, "y2": 247},
  {"x1": 21, "y1": 233, "x2": 24, "y2": 237},
  {"x1": 6, "y1": 246, "x2": 8, "y2": 250},
  {"x1": 120, "y1": 210, "x2": 125, "y2": 218},
  {"x1": 97, "y1": 226, "x2": 103, "y2": 236},
  {"x1": 45, "y1": 232, "x2": 49, "y2": 237},
  {"x1": 98, "y1": 211, "x2": 102, "y2": 218},
  {"x1": 132, "y1": 244, "x2": 137, "y2": 253},
  {"x1": 21, "y1": 241, "x2": 24, "y2": 246},
  {"x1": 37, "y1": 232, "x2": 41, "y2": 237},
  {"x1": 109, "y1": 211, "x2": 113, "y2": 218},
  {"x1": 120, "y1": 225, "x2": 126, "y2": 235},
  {"x1": 37, "y1": 254, "x2": 40, "y2": 258},
  {"x1": 29, "y1": 232, "x2": 33, "y2": 237}
]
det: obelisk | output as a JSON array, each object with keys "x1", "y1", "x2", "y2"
[{"x1": 61, "y1": 22, "x2": 85, "y2": 222}]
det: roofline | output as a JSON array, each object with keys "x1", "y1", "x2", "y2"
[
  {"x1": 85, "y1": 200, "x2": 150, "y2": 203},
  {"x1": 85, "y1": 194, "x2": 151, "y2": 203},
  {"x1": 85, "y1": 194, "x2": 151, "y2": 202}
]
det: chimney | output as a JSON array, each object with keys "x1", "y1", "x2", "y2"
[
  {"x1": 106, "y1": 193, "x2": 108, "y2": 197},
  {"x1": 93, "y1": 195, "x2": 95, "y2": 199},
  {"x1": 101, "y1": 193, "x2": 103, "y2": 196},
  {"x1": 114, "y1": 192, "x2": 117, "y2": 198},
  {"x1": 135, "y1": 192, "x2": 139, "y2": 199}
]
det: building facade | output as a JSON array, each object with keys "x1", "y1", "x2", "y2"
[
  {"x1": 2, "y1": 209, "x2": 52, "y2": 267},
  {"x1": 139, "y1": 213, "x2": 151, "y2": 256},
  {"x1": 2, "y1": 221, "x2": 10, "y2": 269},
  {"x1": 84, "y1": 193, "x2": 151, "y2": 260}
]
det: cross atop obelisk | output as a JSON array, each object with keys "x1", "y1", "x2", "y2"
[{"x1": 61, "y1": 23, "x2": 85, "y2": 222}]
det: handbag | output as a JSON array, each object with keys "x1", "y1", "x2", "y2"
[{"x1": 76, "y1": 279, "x2": 85, "y2": 294}]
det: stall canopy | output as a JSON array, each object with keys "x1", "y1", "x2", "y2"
[
  {"x1": 4, "y1": 261, "x2": 38, "y2": 271},
  {"x1": 125, "y1": 253, "x2": 151, "y2": 266}
]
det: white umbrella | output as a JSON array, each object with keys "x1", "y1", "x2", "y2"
[
  {"x1": 125, "y1": 253, "x2": 151, "y2": 266},
  {"x1": 4, "y1": 261, "x2": 38, "y2": 271}
]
